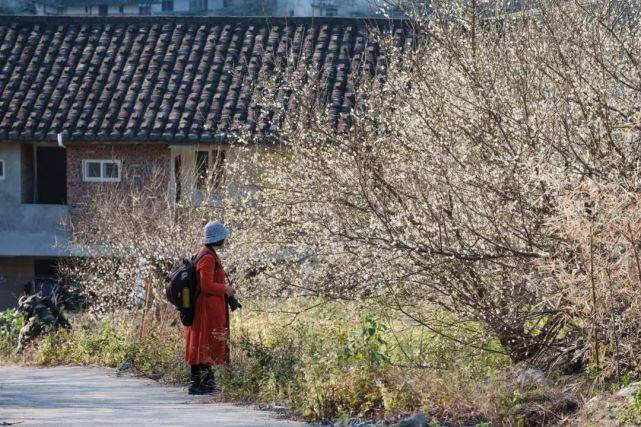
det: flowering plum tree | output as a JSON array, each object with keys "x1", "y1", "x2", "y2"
[
  {"x1": 66, "y1": 0, "x2": 641, "y2": 374},
  {"x1": 223, "y1": 0, "x2": 641, "y2": 369}
]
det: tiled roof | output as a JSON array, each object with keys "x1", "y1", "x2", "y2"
[{"x1": 0, "y1": 15, "x2": 411, "y2": 143}]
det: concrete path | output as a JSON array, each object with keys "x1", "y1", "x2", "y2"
[{"x1": 0, "y1": 365, "x2": 308, "y2": 426}]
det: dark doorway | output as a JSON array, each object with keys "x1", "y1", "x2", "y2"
[
  {"x1": 36, "y1": 147, "x2": 67, "y2": 204},
  {"x1": 34, "y1": 259, "x2": 58, "y2": 278},
  {"x1": 34, "y1": 259, "x2": 60, "y2": 301}
]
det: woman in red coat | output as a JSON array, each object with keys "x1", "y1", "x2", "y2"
[{"x1": 185, "y1": 220, "x2": 235, "y2": 395}]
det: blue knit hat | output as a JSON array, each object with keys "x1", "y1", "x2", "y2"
[{"x1": 203, "y1": 220, "x2": 229, "y2": 245}]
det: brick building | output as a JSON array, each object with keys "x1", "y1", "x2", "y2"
[
  {"x1": 31, "y1": 0, "x2": 400, "y2": 17},
  {"x1": 0, "y1": 15, "x2": 410, "y2": 308},
  {"x1": 34, "y1": 0, "x2": 232, "y2": 17}
]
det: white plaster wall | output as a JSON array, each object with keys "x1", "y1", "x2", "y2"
[
  {"x1": 170, "y1": 144, "x2": 268, "y2": 207},
  {"x1": 0, "y1": 141, "x2": 21, "y2": 206},
  {"x1": 209, "y1": 0, "x2": 225, "y2": 10},
  {"x1": 109, "y1": 4, "x2": 140, "y2": 14},
  {"x1": 43, "y1": 4, "x2": 145, "y2": 16},
  {"x1": 349, "y1": 0, "x2": 382, "y2": 15},
  {"x1": 64, "y1": 6, "x2": 91, "y2": 15},
  {"x1": 152, "y1": 0, "x2": 191, "y2": 13},
  {"x1": 36, "y1": 0, "x2": 391, "y2": 16},
  {"x1": 279, "y1": 0, "x2": 386, "y2": 16},
  {"x1": 275, "y1": 0, "x2": 312, "y2": 16},
  {"x1": 2, "y1": 0, "x2": 25, "y2": 10},
  {"x1": 0, "y1": 142, "x2": 76, "y2": 258},
  {"x1": 35, "y1": 3, "x2": 55, "y2": 14},
  {"x1": 174, "y1": 0, "x2": 191, "y2": 12}
]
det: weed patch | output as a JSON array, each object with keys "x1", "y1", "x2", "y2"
[
  {"x1": 0, "y1": 309, "x2": 22, "y2": 360},
  {"x1": 13, "y1": 301, "x2": 585, "y2": 425}
]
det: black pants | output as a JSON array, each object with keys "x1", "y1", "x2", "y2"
[{"x1": 190, "y1": 364, "x2": 210, "y2": 382}]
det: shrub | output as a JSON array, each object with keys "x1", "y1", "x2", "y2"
[
  {"x1": 30, "y1": 314, "x2": 187, "y2": 383},
  {"x1": 0, "y1": 308, "x2": 23, "y2": 359}
]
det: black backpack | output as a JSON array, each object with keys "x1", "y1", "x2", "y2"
[{"x1": 165, "y1": 250, "x2": 211, "y2": 326}]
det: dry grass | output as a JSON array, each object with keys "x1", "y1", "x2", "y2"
[{"x1": 2, "y1": 300, "x2": 605, "y2": 425}]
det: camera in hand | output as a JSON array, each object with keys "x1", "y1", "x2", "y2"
[{"x1": 227, "y1": 295, "x2": 242, "y2": 311}]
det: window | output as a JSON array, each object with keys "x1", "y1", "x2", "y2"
[
  {"x1": 21, "y1": 146, "x2": 67, "y2": 204},
  {"x1": 98, "y1": 4, "x2": 108, "y2": 15},
  {"x1": 196, "y1": 151, "x2": 209, "y2": 190},
  {"x1": 324, "y1": 6, "x2": 338, "y2": 16},
  {"x1": 189, "y1": 0, "x2": 207, "y2": 12},
  {"x1": 128, "y1": 164, "x2": 143, "y2": 190},
  {"x1": 173, "y1": 155, "x2": 182, "y2": 202},
  {"x1": 139, "y1": 4, "x2": 151, "y2": 14},
  {"x1": 162, "y1": 0, "x2": 173, "y2": 11},
  {"x1": 195, "y1": 149, "x2": 225, "y2": 191},
  {"x1": 82, "y1": 160, "x2": 121, "y2": 182},
  {"x1": 0, "y1": 159, "x2": 4, "y2": 180},
  {"x1": 119, "y1": 4, "x2": 124, "y2": 13}
]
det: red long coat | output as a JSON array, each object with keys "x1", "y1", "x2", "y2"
[{"x1": 184, "y1": 246, "x2": 230, "y2": 365}]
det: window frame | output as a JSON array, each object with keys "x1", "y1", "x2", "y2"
[
  {"x1": 0, "y1": 159, "x2": 5, "y2": 181},
  {"x1": 194, "y1": 148, "x2": 226, "y2": 192},
  {"x1": 82, "y1": 159, "x2": 122, "y2": 183}
]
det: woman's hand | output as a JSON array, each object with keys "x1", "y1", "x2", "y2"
[{"x1": 224, "y1": 284, "x2": 236, "y2": 296}]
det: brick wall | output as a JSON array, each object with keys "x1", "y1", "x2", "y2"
[{"x1": 66, "y1": 143, "x2": 171, "y2": 222}]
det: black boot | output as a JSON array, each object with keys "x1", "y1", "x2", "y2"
[
  {"x1": 201, "y1": 366, "x2": 216, "y2": 392},
  {"x1": 188, "y1": 365, "x2": 210, "y2": 395}
]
